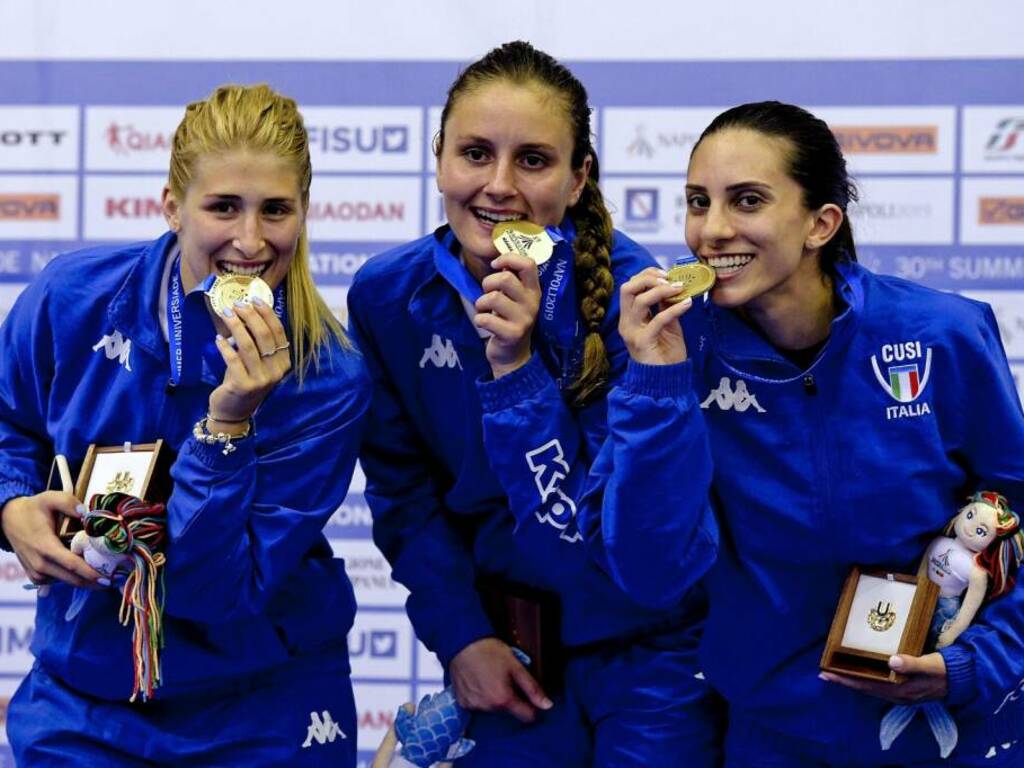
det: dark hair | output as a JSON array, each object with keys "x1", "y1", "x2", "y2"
[
  {"x1": 694, "y1": 101, "x2": 858, "y2": 270},
  {"x1": 437, "y1": 40, "x2": 613, "y2": 405}
]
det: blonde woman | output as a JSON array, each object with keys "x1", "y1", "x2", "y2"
[{"x1": 0, "y1": 84, "x2": 368, "y2": 766}]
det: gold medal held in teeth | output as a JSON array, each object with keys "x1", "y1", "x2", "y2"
[
  {"x1": 492, "y1": 221, "x2": 554, "y2": 266},
  {"x1": 664, "y1": 263, "x2": 716, "y2": 304},
  {"x1": 206, "y1": 275, "x2": 274, "y2": 318}
]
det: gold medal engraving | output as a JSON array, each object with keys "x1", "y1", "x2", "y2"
[
  {"x1": 867, "y1": 601, "x2": 897, "y2": 632},
  {"x1": 664, "y1": 263, "x2": 716, "y2": 303},
  {"x1": 492, "y1": 221, "x2": 554, "y2": 266},
  {"x1": 206, "y1": 275, "x2": 274, "y2": 317}
]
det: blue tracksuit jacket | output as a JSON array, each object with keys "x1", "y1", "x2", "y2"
[
  {"x1": 347, "y1": 228, "x2": 713, "y2": 669},
  {"x1": 594, "y1": 260, "x2": 1024, "y2": 758},
  {"x1": 0, "y1": 232, "x2": 370, "y2": 701}
]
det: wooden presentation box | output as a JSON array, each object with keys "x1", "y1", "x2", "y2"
[
  {"x1": 821, "y1": 566, "x2": 939, "y2": 683},
  {"x1": 58, "y1": 440, "x2": 173, "y2": 542}
]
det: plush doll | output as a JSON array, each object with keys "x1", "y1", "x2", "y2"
[{"x1": 882, "y1": 491, "x2": 1024, "y2": 757}]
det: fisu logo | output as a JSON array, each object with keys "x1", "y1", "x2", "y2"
[
  {"x1": 525, "y1": 439, "x2": 582, "y2": 544},
  {"x1": 419, "y1": 334, "x2": 461, "y2": 370},
  {"x1": 700, "y1": 377, "x2": 765, "y2": 413},
  {"x1": 92, "y1": 331, "x2": 132, "y2": 372}
]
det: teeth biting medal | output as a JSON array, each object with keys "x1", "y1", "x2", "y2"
[
  {"x1": 206, "y1": 274, "x2": 274, "y2": 317},
  {"x1": 664, "y1": 262, "x2": 716, "y2": 304},
  {"x1": 492, "y1": 221, "x2": 555, "y2": 266}
]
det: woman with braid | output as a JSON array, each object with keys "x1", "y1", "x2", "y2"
[{"x1": 348, "y1": 41, "x2": 720, "y2": 766}]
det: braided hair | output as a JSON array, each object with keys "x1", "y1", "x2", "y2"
[{"x1": 436, "y1": 41, "x2": 614, "y2": 405}]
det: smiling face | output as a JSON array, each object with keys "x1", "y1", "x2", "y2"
[
  {"x1": 685, "y1": 128, "x2": 837, "y2": 317},
  {"x1": 162, "y1": 149, "x2": 305, "y2": 293},
  {"x1": 435, "y1": 78, "x2": 590, "y2": 281},
  {"x1": 954, "y1": 502, "x2": 999, "y2": 553}
]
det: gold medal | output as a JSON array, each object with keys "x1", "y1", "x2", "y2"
[
  {"x1": 492, "y1": 221, "x2": 554, "y2": 266},
  {"x1": 206, "y1": 274, "x2": 274, "y2": 317},
  {"x1": 867, "y1": 601, "x2": 896, "y2": 632},
  {"x1": 664, "y1": 262, "x2": 716, "y2": 304}
]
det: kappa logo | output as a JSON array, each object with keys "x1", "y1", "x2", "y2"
[
  {"x1": 700, "y1": 377, "x2": 766, "y2": 413},
  {"x1": 92, "y1": 331, "x2": 132, "y2": 372},
  {"x1": 870, "y1": 341, "x2": 933, "y2": 421},
  {"x1": 418, "y1": 334, "x2": 461, "y2": 370},
  {"x1": 301, "y1": 710, "x2": 347, "y2": 749},
  {"x1": 525, "y1": 439, "x2": 582, "y2": 543}
]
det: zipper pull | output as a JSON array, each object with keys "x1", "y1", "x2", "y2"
[{"x1": 803, "y1": 374, "x2": 818, "y2": 396}]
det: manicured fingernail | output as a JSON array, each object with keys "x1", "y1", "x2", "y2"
[
  {"x1": 222, "y1": 307, "x2": 235, "y2": 318},
  {"x1": 670, "y1": 281, "x2": 685, "y2": 288},
  {"x1": 75, "y1": 504, "x2": 86, "y2": 515},
  {"x1": 889, "y1": 656, "x2": 904, "y2": 669},
  {"x1": 540, "y1": 697, "x2": 554, "y2": 709},
  {"x1": 656, "y1": 277, "x2": 670, "y2": 285},
  {"x1": 251, "y1": 296, "x2": 265, "y2": 307},
  {"x1": 233, "y1": 299, "x2": 246, "y2": 309},
  {"x1": 818, "y1": 672, "x2": 829, "y2": 681},
  {"x1": 97, "y1": 577, "x2": 111, "y2": 587}
]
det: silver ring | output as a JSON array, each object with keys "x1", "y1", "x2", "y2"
[
  {"x1": 274, "y1": 342, "x2": 291, "y2": 352},
  {"x1": 260, "y1": 349, "x2": 276, "y2": 358}
]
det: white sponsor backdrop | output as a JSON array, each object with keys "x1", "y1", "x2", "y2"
[{"x1": 0, "y1": 4, "x2": 1022, "y2": 765}]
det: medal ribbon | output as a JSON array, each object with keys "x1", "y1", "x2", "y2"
[{"x1": 166, "y1": 253, "x2": 287, "y2": 385}]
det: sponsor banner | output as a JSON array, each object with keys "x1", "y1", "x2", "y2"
[
  {"x1": 352, "y1": 682, "x2": 410, "y2": 761},
  {"x1": 84, "y1": 107, "x2": 179, "y2": 172},
  {"x1": 602, "y1": 108, "x2": 722, "y2": 173},
  {"x1": 307, "y1": 245, "x2": 388, "y2": 284},
  {"x1": 0, "y1": 283, "x2": 28, "y2": 327},
  {"x1": 423, "y1": 176, "x2": 445, "y2": 234},
  {"x1": 0, "y1": 106, "x2": 79, "y2": 171},
  {"x1": 961, "y1": 177, "x2": 1024, "y2": 245},
  {"x1": 0, "y1": 243, "x2": 68, "y2": 281},
  {"x1": 83, "y1": 175, "x2": 165, "y2": 241},
  {"x1": 962, "y1": 106, "x2": 1024, "y2": 172},
  {"x1": 349, "y1": 610, "x2": 412, "y2": 680},
  {"x1": 415, "y1": 640, "x2": 444, "y2": 683},
  {"x1": 0, "y1": 553, "x2": 29, "y2": 603},
  {"x1": 326, "y1": 491, "x2": 373, "y2": 539},
  {"x1": 811, "y1": 107, "x2": 955, "y2": 173},
  {"x1": 307, "y1": 176, "x2": 420, "y2": 242},
  {"x1": 331, "y1": 539, "x2": 409, "y2": 608},
  {"x1": 602, "y1": 177, "x2": 685, "y2": 244},
  {"x1": 0, "y1": 175, "x2": 77, "y2": 240},
  {"x1": 847, "y1": 177, "x2": 954, "y2": 245},
  {"x1": 303, "y1": 108, "x2": 422, "y2": 172},
  {"x1": 0, "y1": 607, "x2": 34, "y2": 674},
  {"x1": 959, "y1": 290, "x2": 1024, "y2": 358},
  {"x1": 317, "y1": 284, "x2": 350, "y2": 326}
]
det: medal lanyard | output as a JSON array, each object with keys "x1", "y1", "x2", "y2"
[{"x1": 166, "y1": 253, "x2": 287, "y2": 386}]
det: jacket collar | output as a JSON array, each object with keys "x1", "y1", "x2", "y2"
[
  {"x1": 107, "y1": 231, "x2": 177, "y2": 362},
  {"x1": 407, "y1": 226, "x2": 488, "y2": 347},
  {"x1": 703, "y1": 260, "x2": 864, "y2": 378}
]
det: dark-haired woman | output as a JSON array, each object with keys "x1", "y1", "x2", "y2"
[
  {"x1": 607, "y1": 101, "x2": 1024, "y2": 766},
  {"x1": 348, "y1": 41, "x2": 720, "y2": 767}
]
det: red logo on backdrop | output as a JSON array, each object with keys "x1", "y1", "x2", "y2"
[
  {"x1": 831, "y1": 125, "x2": 938, "y2": 154},
  {"x1": 0, "y1": 560, "x2": 27, "y2": 582},
  {"x1": 358, "y1": 709, "x2": 394, "y2": 730},
  {"x1": 308, "y1": 201, "x2": 405, "y2": 222},
  {"x1": 0, "y1": 194, "x2": 60, "y2": 220},
  {"x1": 979, "y1": 197, "x2": 1024, "y2": 225},
  {"x1": 106, "y1": 197, "x2": 162, "y2": 218},
  {"x1": 106, "y1": 123, "x2": 173, "y2": 156},
  {"x1": 986, "y1": 118, "x2": 1024, "y2": 154}
]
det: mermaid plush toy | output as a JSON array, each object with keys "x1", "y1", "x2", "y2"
[{"x1": 881, "y1": 491, "x2": 1024, "y2": 757}]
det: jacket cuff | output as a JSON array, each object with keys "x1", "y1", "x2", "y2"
[
  {"x1": 0, "y1": 480, "x2": 39, "y2": 552},
  {"x1": 622, "y1": 359, "x2": 694, "y2": 400},
  {"x1": 182, "y1": 427, "x2": 256, "y2": 470},
  {"x1": 940, "y1": 644, "x2": 978, "y2": 708},
  {"x1": 429, "y1": 608, "x2": 495, "y2": 669},
  {"x1": 476, "y1": 353, "x2": 550, "y2": 413}
]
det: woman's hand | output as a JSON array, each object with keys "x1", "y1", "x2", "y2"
[
  {"x1": 819, "y1": 652, "x2": 948, "y2": 703},
  {"x1": 474, "y1": 254, "x2": 541, "y2": 379},
  {"x1": 208, "y1": 297, "x2": 291, "y2": 429},
  {"x1": 1, "y1": 492, "x2": 106, "y2": 587},
  {"x1": 619, "y1": 267, "x2": 692, "y2": 365},
  {"x1": 449, "y1": 637, "x2": 552, "y2": 723}
]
